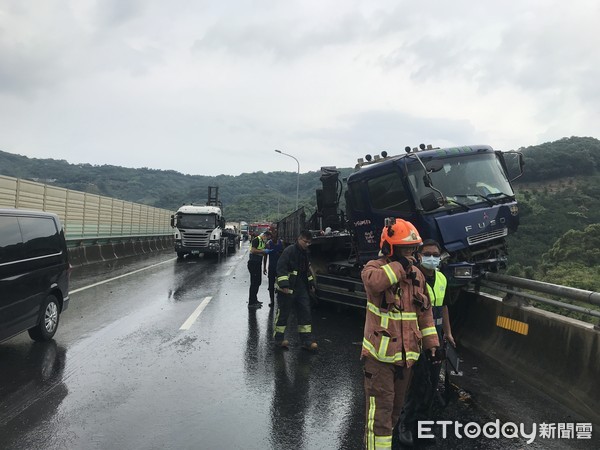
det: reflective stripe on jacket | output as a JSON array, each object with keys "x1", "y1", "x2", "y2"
[
  {"x1": 361, "y1": 257, "x2": 439, "y2": 367},
  {"x1": 275, "y1": 243, "x2": 315, "y2": 294},
  {"x1": 427, "y1": 270, "x2": 447, "y2": 333}
]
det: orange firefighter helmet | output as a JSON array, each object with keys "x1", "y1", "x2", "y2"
[{"x1": 380, "y1": 218, "x2": 422, "y2": 256}]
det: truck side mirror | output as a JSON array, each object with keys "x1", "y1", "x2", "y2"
[
  {"x1": 420, "y1": 192, "x2": 444, "y2": 212},
  {"x1": 502, "y1": 151, "x2": 525, "y2": 182},
  {"x1": 170, "y1": 215, "x2": 175, "y2": 227},
  {"x1": 515, "y1": 152, "x2": 525, "y2": 181}
]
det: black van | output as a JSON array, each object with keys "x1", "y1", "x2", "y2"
[{"x1": 0, "y1": 209, "x2": 70, "y2": 343}]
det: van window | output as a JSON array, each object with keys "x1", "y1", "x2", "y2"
[
  {"x1": 19, "y1": 217, "x2": 62, "y2": 258},
  {"x1": 0, "y1": 216, "x2": 24, "y2": 264},
  {"x1": 367, "y1": 172, "x2": 411, "y2": 212}
]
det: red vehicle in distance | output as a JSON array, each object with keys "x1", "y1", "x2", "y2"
[{"x1": 248, "y1": 222, "x2": 272, "y2": 240}]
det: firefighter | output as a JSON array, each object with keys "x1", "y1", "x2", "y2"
[
  {"x1": 361, "y1": 218, "x2": 440, "y2": 450},
  {"x1": 273, "y1": 230, "x2": 317, "y2": 351},
  {"x1": 398, "y1": 239, "x2": 455, "y2": 447}
]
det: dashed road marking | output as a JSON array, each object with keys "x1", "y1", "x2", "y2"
[{"x1": 180, "y1": 296, "x2": 213, "y2": 330}]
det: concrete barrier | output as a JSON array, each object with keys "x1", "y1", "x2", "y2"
[
  {"x1": 133, "y1": 239, "x2": 144, "y2": 254},
  {"x1": 161, "y1": 236, "x2": 171, "y2": 250},
  {"x1": 83, "y1": 244, "x2": 104, "y2": 264},
  {"x1": 141, "y1": 239, "x2": 151, "y2": 253},
  {"x1": 455, "y1": 291, "x2": 600, "y2": 425},
  {"x1": 123, "y1": 240, "x2": 135, "y2": 256},
  {"x1": 68, "y1": 236, "x2": 174, "y2": 267},
  {"x1": 113, "y1": 241, "x2": 127, "y2": 258},
  {"x1": 100, "y1": 243, "x2": 117, "y2": 261},
  {"x1": 68, "y1": 246, "x2": 86, "y2": 267}
]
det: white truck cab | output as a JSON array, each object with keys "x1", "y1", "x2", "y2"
[{"x1": 171, "y1": 204, "x2": 227, "y2": 258}]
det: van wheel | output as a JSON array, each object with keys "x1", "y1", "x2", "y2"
[{"x1": 28, "y1": 295, "x2": 60, "y2": 342}]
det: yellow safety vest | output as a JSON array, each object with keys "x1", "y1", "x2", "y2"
[{"x1": 426, "y1": 270, "x2": 447, "y2": 307}]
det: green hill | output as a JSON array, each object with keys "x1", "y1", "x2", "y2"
[
  {"x1": 2, "y1": 136, "x2": 600, "y2": 293},
  {"x1": 0, "y1": 149, "x2": 355, "y2": 223},
  {"x1": 506, "y1": 137, "x2": 600, "y2": 291}
]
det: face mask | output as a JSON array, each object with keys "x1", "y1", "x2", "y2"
[{"x1": 420, "y1": 255, "x2": 440, "y2": 270}]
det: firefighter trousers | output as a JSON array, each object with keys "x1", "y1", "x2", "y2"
[
  {"x1": 363, "y1": 357, "x2": 413, "y2": 450},
  {"x1": 273, "y1": 284, "x2": 312, "y2": 344},
  {"x1": 267, "y1": 266, "x2": 277, "y2": 303}
]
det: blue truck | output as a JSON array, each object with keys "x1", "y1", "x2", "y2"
[{"x1": 276, "y1": 144, "x2": 524, "y2": 307}]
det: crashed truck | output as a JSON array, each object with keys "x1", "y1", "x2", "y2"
[{"x1": 276, "y1": 144, "x2": 524, "y2": 307}]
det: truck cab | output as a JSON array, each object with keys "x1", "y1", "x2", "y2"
[
  {"x1": 346, "y1": 145, "x2": 522, "y2": 285},
  {"x1": 171, "y1": 205, "x2": 227, "y2": 258}
]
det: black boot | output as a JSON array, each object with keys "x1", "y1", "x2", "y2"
[{"x1": 398, "y1": 421, "x2": 414, "y2": 447}]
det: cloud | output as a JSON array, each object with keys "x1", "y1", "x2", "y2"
[
  {"x1": 0, "y1": 1, "x2": 598, "y2": 177},
  {"x1": 93, "y1": 0, "x2": 145, "y2": 28},
  {"x1": 304, "y1": 110, "x2": 480, "y2": 155},
  {"x1": 193, "y1": 12, "x2": 370, "y2": 61}
]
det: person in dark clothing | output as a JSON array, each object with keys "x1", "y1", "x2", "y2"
[
  {"x1": 273, "y1": 230, "x2": 317, "y2": 351},
  {"x1": 263, "y1": 228, "x2": 284, "y2": 308},
  {"x1": 247, "y1": 230, "x2": 272, "y2": 309},
  {"x1": 398, "y1": 239, "x2": 455, "y2": 447}
]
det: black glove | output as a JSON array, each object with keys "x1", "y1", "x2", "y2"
[
  {"x1": 427, "y1": 347, "x2": 445, "y2": 364},
  {"x1": 392, "y1": 255, "x2": 412, "y2": 271}
]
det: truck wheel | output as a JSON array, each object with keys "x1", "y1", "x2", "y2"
[
  {"x1": 177, "y1": 252, "x2": 185, "y2": 259},
  {"x1": 28, "y1": 295, "x2": 60, "y2": 341}
]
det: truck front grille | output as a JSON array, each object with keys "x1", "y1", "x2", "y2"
[
  {"x1": 467, "y1": 228, "x2": 508, "y2": 246},
  {"x1": 182, "y1": 232, "x2": 209, "y2": 248}
]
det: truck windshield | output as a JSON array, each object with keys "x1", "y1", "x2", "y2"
[
  {"x1": 177, "y1": 214, "x2": 217, "y2": 229},
  {"x1": 408, "y1": 153, "x2": 515, "y2": 209}
]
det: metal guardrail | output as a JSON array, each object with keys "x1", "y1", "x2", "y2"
[
  {"x1": 481, "y1": 272, "x2": 600, "y2": 320},
  {"x1": 0, "y1": 175, "x2": 173, "y2": 240}
]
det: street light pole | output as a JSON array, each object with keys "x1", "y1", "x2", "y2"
[{"x1": 274, "y1": 149, "x2": 299, "y2": 210}]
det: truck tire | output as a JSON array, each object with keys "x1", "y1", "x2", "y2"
[
  {"x1": 28, "y1": 295, "x2": 60, "y2": 342},
  {"x1": 177, "y1": 251, "x2": 185, "y2": 259}
]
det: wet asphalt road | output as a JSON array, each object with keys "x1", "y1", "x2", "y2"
[{"x1": 1, "y1": 242, "x2": 597, "y2": 449}]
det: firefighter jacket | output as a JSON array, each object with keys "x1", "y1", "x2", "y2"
[
  {"x1": 275, "y1": 243, "x2": 315, "y2": 294},
  {"x1": 361, "y1": 257, "x2": 440, "y2": 367}
]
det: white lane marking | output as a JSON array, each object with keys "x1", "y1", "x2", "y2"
[
  {"x1": 70, "y1": 258, "x2": 177, "y2": 294},
  {"x1": 179, "y1": 296, "x2": 213, "y2": 330},
  {"x1": 225, "y1": 268, "x2": 233, "y2": 277}
]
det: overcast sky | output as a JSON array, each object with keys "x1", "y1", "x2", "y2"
[{"x1": 1, "y1": 0, "x2": 598, "y2": 176}]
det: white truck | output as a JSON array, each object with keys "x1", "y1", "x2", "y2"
[{"x1": 171, "y1": 200, "x2": 228, "y2": 259}]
